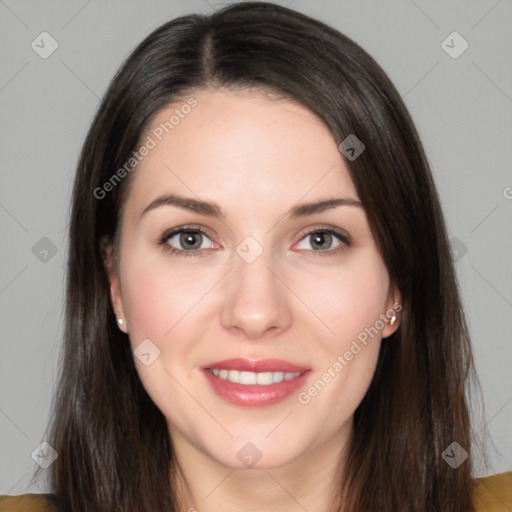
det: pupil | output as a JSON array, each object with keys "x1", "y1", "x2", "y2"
[
  {"x1": 181, "y1": 232, "x2": 201, "y2": 250},
  {"x1": 312, "y1": 232, "x2": 331, "y2": 250}
]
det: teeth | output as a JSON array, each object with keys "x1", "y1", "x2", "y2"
[
  {"x1": 209, "y1": 369, "x2": 301, "y2": 385},
  {"x1": 238, "y1": 371, "x2": 255, "y2": 384}
]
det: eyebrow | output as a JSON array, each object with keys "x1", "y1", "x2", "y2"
[{"x1": 139, "y1": 193, "x2": 363, "y2": 221}]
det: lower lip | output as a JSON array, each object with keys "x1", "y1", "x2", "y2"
[{"x1": 202, "y1": 369, "x2": 311, "y2": 407}]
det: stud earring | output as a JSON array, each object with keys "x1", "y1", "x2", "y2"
[
  {"x1": 390, "y1": 314, "x2": 397, "y2": 325},
  {"x1": 117, "y1": 318, "x2": 124, "y2": 326}
]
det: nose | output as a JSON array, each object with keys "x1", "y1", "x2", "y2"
[{"x1": 220, "y1": 245, "x2": 292, "y2": 340}]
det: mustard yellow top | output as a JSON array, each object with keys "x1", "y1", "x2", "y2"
[
  {"x1": 1, "y1": 471, "x2": 511, "y2": 511},
  {"x1": 472, "y1": 471, "x2": 512, "y2": 511}
]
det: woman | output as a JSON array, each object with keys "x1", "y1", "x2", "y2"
[{"x1": 1, "y1": 2, "x2": 511, "y2": 511}]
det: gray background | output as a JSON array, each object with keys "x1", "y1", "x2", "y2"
[{"x1": 1, "y1": 0, "x2": 511, "y2": 495}]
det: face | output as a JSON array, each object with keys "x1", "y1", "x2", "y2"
[{"x1": 104, "y1": 88, "x2": 401, "y2": 471}]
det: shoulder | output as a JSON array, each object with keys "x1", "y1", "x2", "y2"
[
  {"x1": 0, "y1": 493, "x2": 61, "y2": 512},
  {"x1": 473, "y1": 471, "x2": 512, "y2": 511}
]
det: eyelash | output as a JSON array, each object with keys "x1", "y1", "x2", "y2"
[{"x1": 158, "y1": 224, "x2": 351, "y2": 258}]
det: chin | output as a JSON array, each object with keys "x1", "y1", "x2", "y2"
[{"x1": 203, "y1": 435, "x2": 309, "y2": 471}]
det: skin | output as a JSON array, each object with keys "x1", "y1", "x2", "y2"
[{"x1": 103, "y1": 88, "x2": 401, "y2": 512}]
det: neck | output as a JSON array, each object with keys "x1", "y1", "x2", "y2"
[{"x1": 170, "y1": 423, "x2": 352, "y2": 512}]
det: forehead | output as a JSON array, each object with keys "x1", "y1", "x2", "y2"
[{"x1": 124, "y1": 88, "x2": 359, "y2": 217}]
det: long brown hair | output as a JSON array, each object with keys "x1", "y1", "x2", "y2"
[{"x1": 32, "y1": 2, "x2": 482, "y2": 510}]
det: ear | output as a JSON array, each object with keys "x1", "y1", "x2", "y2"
[
  {"x1": 100, "y1": 236, "x2": 128, "y2": 333},
  {"x1": 381, "y1": 283, "x2": 402, "y2": 339}
]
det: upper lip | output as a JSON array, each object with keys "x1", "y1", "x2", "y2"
[{"x1": 204, "y1": 358, "x2": 310, "y2": 373}]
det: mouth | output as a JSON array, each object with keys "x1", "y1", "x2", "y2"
[{"x1": 202, "y1": 358, "x2": 311, "y2": 407}]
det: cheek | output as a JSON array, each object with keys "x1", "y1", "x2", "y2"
[
  {"x1": 295, "y1": 263, "x2": 386, "y2": 430},
  {"x1": 121, "y1": 250, "x2": 207, "y2": 341},
  {"x1": 123, "y1": 274, "x2": 169, "y2": 340},
  {"x1": 119, "y1": 253, "x2": 205, "y2": 417},
  {"x1": 294, "y1": 252, "x2": 390, "y2": 344},
  {"x1": 298, "y1": 254, "x2": 388, "y2": 418},
  {"x1": 122, "y1": 272, "x2": 175, "y2": 402}
]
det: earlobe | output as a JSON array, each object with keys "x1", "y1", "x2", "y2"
[
  {"x1": 382, "y1": 286, "x2": 402, "y2": 339},
  {"x1": 100, "y1": 236, "x2": 127, "y2": 333}
]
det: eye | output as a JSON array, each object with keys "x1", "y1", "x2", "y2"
[
  {"x1": 295, "y1": 227, "x2": 350, "y2": 256},
  {"x1": 158, "y1": 225, "x2": 351, "y2": 258},
  {"x1": 158, "y1": 225, "x2": 216, "y2": 257}
]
